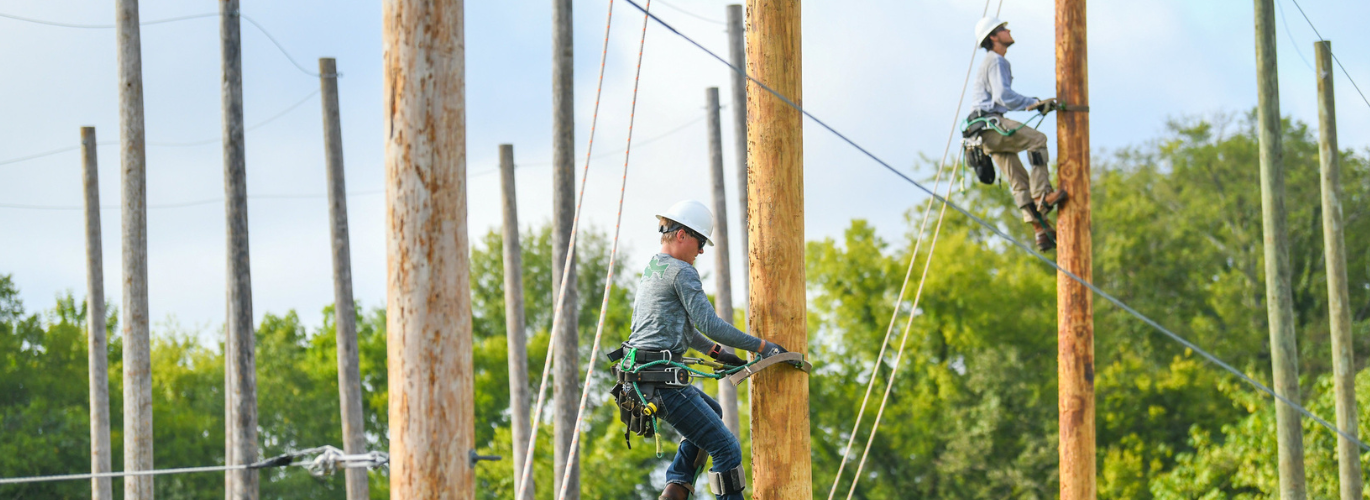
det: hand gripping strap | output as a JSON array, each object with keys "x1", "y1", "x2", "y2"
[
  {"x1": 725, "y1": 352, "x2": 812, "y2": 386},
  {"x1": 708, "y1": 464, "x2": 746, "y2": 495}
]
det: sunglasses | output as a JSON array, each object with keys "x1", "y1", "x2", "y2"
[{"x1": 663, "y1": 223, "x2": 707, "y2": 251}]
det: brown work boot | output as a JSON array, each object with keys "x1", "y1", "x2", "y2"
[
  {"x1": 1032, "y1": 221, "x2": 1056, "y2": 252},
  {"x1": 659, "y1": 483, "x2": 691, "y2": 500},
  {"x1": 1035, "y1": 188, "x2": 1069, "y2": 215}
]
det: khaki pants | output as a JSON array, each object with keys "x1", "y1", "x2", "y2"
[{"x1": 980, "y1": 116, "x2": 1052, "y2": 222}]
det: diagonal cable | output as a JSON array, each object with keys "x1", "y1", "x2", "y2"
[
  {"x1": 624, "y1": 0, "x2": 1370, "y2": 453},
  {"x1": 1284, "y1": 0, "x2": 1370, "y2": 112}
]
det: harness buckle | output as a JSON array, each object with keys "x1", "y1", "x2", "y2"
[{"x1": 661, "y1": 367, "x2": 690, "y2": 387}]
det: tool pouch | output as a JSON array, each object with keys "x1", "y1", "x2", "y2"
[
  {"x1": 610, "y1": 376, "x2": 660, "y2": 448},
  {"x1": 963, "y1": 138, "x2": 996, "y2": 185}
]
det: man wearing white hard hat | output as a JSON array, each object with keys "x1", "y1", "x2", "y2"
[
  {"x1": 968, "y1": 16, "x2": 1068, "y2": 251},
  {"x1": 610, "y1": 199, "x2": 789, "y2": 500}
]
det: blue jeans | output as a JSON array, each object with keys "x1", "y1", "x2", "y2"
[{"x1": 659, "y1": 385, "x2": 743, "y2": 500}]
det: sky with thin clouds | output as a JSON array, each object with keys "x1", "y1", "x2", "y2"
[{"x1": 2, "y1": 0, "x2": 1367, "y2": 340}]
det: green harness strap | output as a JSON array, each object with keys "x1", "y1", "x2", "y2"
[{"x1": 962, "y1": 111, "x2": 1048, "y2": 137}]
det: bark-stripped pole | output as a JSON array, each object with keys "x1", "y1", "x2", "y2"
[
  {"x1": 319, "y1": 57, "x2": 369, "y2": 500},
  {"x1": 81, "y1": 126, "x2": 113, "y2": 500},
  {"x1": 726, "y1": 4, "x2": 749, "y2": 316},
  {"x1": 706, "y1": 87, "x2": 741, "y2": 434},
  {"x1": 1255, "y1": 2, "x2": 1308, "y2": 498},
  {"x1": 500, "y1": 144, "x2": 534, "y2": 500},
  {"x1": 221, "y1": 3, "x2": 260, "y2": 498},
  {"x1": 116, "y1": 1, "x2": 154, "y2": 498},
  {"x1": 745, "y1": 1, "x2": 812, "y2": 497},
  {"x1": 382, "y1": 0, "x2": 473, "y2": 496},
  {"x1": 1315, "y1": 40, "x2": 1361, "y2": 500},
  {"x1": 550, "y1": 0, "x2": 581, "y2": 496},
  {"x1": 1055, "y1": 0, "x2": 1095, "y2": 498}
]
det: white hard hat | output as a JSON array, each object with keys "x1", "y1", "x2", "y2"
[
  {"x1": 975, "y1": 17, "x2": 1007, "y2": 46},
  {"x1": 656, "y1": 200, "x2": 714, "y2": 246}
]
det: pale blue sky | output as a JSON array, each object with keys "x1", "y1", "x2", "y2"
[{"x1": 1, "y1": 0, "x2": 1367, "y2": 336}]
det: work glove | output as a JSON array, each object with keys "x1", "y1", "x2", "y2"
[
  {"x1": 710, "y1": 348, "x2": 748, "y2": 368},
  {"x1": 758, "y1": 340, "x2": 788, "y2": 359},
  {"x1": 1027, "y1": 97, "x2": 1057, "y2": 115}
]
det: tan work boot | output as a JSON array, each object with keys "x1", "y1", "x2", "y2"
[
  {"x1": 1035, "y1": 188, "x2": 1069, "y2": 215},
  {"x1": 659, "y1": 483, "x2": 691, "y2": 500}
]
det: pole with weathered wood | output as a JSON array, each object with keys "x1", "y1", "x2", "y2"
[
  {"x1": 382, "y1": 0, "x2": 473, "y2": 496},
  {"x1": 1314, "y1": 40, "x2": 1361, "y2": 500},
  {"x1": 1254, "y1": 2, "x2": 1307, "y2": 498},
  {"x1": 500, "y1": 144, "x2": 534, "y2": 500},
  {"x1": 706, "y1": 87, "x2": 741, "y2": 435},
  {"x1": 116, "y1": 1, "x2": 153, "y2": 498},
  {"x1": 81, "y1": 126, "x2": 113, "y2": 500},
  {"x1": 550, "y1": 0, "x2": 580, "y2": 496},
  {"x1": 221, "y1": 3, "x2": 260, "y2": 498},
  {"x1": 745, "y1": 1, "x2": 812, "y2": 497},
  {"x1": 319, "y1": 56, "x2": 369, "y2": 500},
  {"x1": 726, "y1": 4, "x2": 749, "y2": 316},
  {"x1": 1055, "y1": 0, "x2": 1095, "y2": 498}
]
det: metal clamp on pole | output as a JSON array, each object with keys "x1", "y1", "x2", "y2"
[
  {"x1": 725, "y1": 352, "x2": 812, "y2": 387},
  {"x1": 1055, "y1": 101, "x2": 1089, "y2": 113},
  {"x1": 470, "y1": 449, "x2": 503, "y2": 468}
]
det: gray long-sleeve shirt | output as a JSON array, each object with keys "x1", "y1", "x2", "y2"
[
  {"x1": 624, "y1": 253, "x2": 763, "y2": 356},
  {"x1": 970, "y1": 51, "x2": 1038, "y2": 114}
]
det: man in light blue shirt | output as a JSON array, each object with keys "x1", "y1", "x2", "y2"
[{"x1": 969, "y1": 17, "x2": 1067, "y2": 251}]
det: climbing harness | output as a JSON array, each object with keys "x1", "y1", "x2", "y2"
[{"x1": 605, "y1": 344, "x2": 811, "y2": 454}]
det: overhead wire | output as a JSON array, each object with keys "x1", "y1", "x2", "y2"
[
  {"x1": 622, "y1": 0, "x2": 1370, "y2": 455},
  {"x1": 466, "y1": 111, "x2": 707, "y2": 178},
  {"x1": 555, "y1": 3, "x2": 654, "y2": 499},
  {"x1": 653, "y1": 0, "x2": 725, "y2": 26},
  {"x1": 515, "y1": 0, "x2": 619, "y2": 497},
  {"x1": 1284, "y1": 0, "x2": 1370, "y2": 112},
  {"x1": 826, "y1": 0, "x2": 1002, "y2": 496}
]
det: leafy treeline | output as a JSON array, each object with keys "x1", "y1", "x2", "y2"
[{"x1": 2, "y1": 113, "x2": 1369, "y2": 499}]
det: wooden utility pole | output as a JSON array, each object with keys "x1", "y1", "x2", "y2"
[
  {"x1": 319, "y1": 57, "x2": 369, "y2": 500},
  {"x1": 726, "y1": 4, "x2": 749, "y2": 313},
  {"x1": 81, "y1": 126, "x2": 113, "y2": 500},
  {"x1": 550, "y1": 0, "x2": 580, "y2": 497},
  {"x1": 706, "y1": 87, "x2": 741, "y2": 434},
  {"x1": 116, "y1": 1, "x2": 154, "y2": 498},
  {"x1": 1254, "y1": 2, "x2": 1307, "y2": 498},
  {"x1": 745, "y1": 1, "x2": 812, "y2": 497},
  {"x1": 500, "y1": 144, "x2": 534, "y2": 500},
  {"x1": 221, "y1": 3, "x2": 260, "y2": 498},
  {"x1": 382, "y1": 0, "x2": 473, "y2": 497},
  {"x1": 1314, "y1": 40, "x2": 1361, "y2": 500},
  {"x1": 1055, "y1": 0, "x2": 1095, "y2": 498}
]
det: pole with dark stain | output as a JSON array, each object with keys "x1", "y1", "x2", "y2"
[
  {"x1": 1055, "y1": 0, "x2": 1095, "y2": 498},
  {"x1": 500, "y1": 144, "x2": 534, "y2": 500},
  {"x1": 726, "y1": 4, "x2": 749, "y2": 319},
  {"x1": 81, "y1": 126, "x2": 113, "y2": 500},
  {"x1": 115, "y1": 1, "x2": 154, "y2": 498},
  {"x1": 550, "y1": 0, "x2": 580, "y2": 496},
  {"x1": 220, "y1": 2, "x2": 260, "y2": 498},
  {"x1": 745, "y1": 1, "x2": 812, "y2": 497},
  {"x1": 1315, "y1": 40, "x2": 1360, "y2": 500},
  {"x1": 319, "y1": 57, "x2": 369, "y2": 500},
  {"x1": 706, "y1": 87, "x2": 741, "y2": 434},
  {"x1": 382, "y1": 0, "x2": 473, "y2": 496},
  {"x1": 1254, "y1": 1, "x2": 1307, "y2": 498}
]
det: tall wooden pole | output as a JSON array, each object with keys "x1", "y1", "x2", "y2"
[
  {"x1": 500, "y1": 144, "x2": 534, "y2": 500},
  {"x1": 1254, "y1": 2, "x2": 1308, "y2": 498},
  {"x1": 116, "y1": 1, "x2": 154, "y2": 498},
  {"x1": 702, "y1": 88, "x2": 741, "y2": 434},
  {"x1": 745, "y1": 1, "x2": 812, "y2": 497},
  {"x1": 1055, "y1": 0, "x2": 1095, "y2": 498},
  {"x1": 220, "y1": 3, "x2": 260, "y2": 498},
  {"x1": 550, "y1": 0, "x2": 580, "y2": 496},
  {"x1": 81, "y1": 126, "x2": 113, "y2": 500},
  {"x1": 383, "y1": 0, "x2": 473, "y2": 496},
  {"x1": 1314, "y1": 40, "x2": 1361, "y2": 500},
  {"x1": 319, "y1": 57, "x2": 369, "y2": 500},
  {"x1": 726, "y1": 4, "x2": 749, "y2": 316},
  {"x1": 706, "y1": 88, "x2": 741, "y2": 434}
]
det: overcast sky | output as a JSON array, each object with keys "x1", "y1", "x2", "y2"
[{"x1": 2, "y1": 0, "x2": 1367, "y2": 340}]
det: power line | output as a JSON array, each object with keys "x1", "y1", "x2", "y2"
[
  {"x1": 0, "y1": 189, "x2": 383, "y2": 212},
  {"x1": 467, "y1": 112, "x2": 708, "y2": 177},
  {"x1": 653, "y1": 0, "x2": 725, "y2": 26},
  {"x1": 623, "y1": 0, "x2": 1370, "y2": 453},
  {"x1": 1284, "y1": 0, "x2": 1370, "y2": 112},
  {"x1": 1274, "y1": 0, "x2": 1313, "y2": 72}
]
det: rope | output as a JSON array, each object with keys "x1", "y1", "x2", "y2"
[
  {"x1": 827, "y1": 3, "x2": 1002, "y2": 497},
  {"x1": 555, "y1": 2, "x2": 653, "y2": 499},
  {"x1": 0, "y1": 445, "x2": 386, "y2": 485},
  {"x1": 623, "y1": 0, "x2": 1370, "y2": 455},
  {"x1": 515, "y1": 0, "x2": 618, "y2": 497}
]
